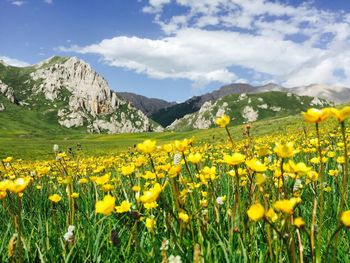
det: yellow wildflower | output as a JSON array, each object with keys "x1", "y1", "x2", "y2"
[
  {"x1": 145, "y1": 217, "x2": 156, "y2": 232},
  {"x1": 115, "y1": 200, "x2": 132, "y2": 213},
  {"x1": 265, "y1": 208, "x2": 278, "y2": 223},
  {"x1": 215, "y1": 114, "x2": 230, "y2": 128},
  {"x1": 247, "y1": 203, "x2": 265, "y2": 221},
  {"x1": 7, "y1": 177, "x2": 30, "y2": 194},
  {"x1": 274, "y1": 142, "x2": 296, "y2": 158},
  {"x1": 246, "y1": 158, "x2": 267, "y2": 172},
  {"x1": 137, "y1": 139, "x2": 156, "y2": 154},
  {"x1": 140, "y1": 183, "x2": 162, "y2": 203},
  {"x1": 293, "y1": 217, "x2": 305, "y2": 228},
  {"x1": 179, "y1": 212, "x2": 190, "y2": 223},
  {"x1": 302, "y1": 108, "x2": 330, "y2": 123},
  {"x1": 341, "y1": 210, "x2": 350, "y2": 227},
  {"x1": 223, "y1": 153, "x2": 245, "y2": 166},
  {"x1": 95, "y1": 195, "x2": 116, "y2": 216},
  {"x1": 330, "y1": 106, "x2": 350, "y2": 122},
  {"x1": 49, "y1": 194, "x2": 62, "y2": 203},
  {"x1": 187, "y1": 153, "x2": 202, "y2": 164}
]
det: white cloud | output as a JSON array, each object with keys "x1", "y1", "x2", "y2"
[
  {"x1": 0, "y1": 56, "x2": 30, "y2": 67},
  {"x1": 10, "y1": 1, "x2": 25, "y2": 6},
  {"x1": 60, "y1": 0, "x2": 350, "y2": 88},
  {"x1": 143, "y1": 0, "x2": 171, "y2": 13},
  {"x1": 44, "y1": 0, "x2": 53, "y2": 4}
]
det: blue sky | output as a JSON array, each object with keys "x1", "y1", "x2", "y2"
[{"x1": 1, "y1": 0, "x2": 350, "y2": 102}]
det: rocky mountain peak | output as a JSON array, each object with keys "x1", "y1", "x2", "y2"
[{"x1": 0, "y1": 56, "x2": 158, "y2": 134}]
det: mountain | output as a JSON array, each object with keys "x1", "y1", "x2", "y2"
[
  {"x1": 118, "y1": 92, "x2": 176, "y2": 116},
  {"x1": 0, "y1": 56, "x2": 160, "y2": 135},
  {"x1": 150, "y1": 82, "x2": 350, "y2": 127},
  {"x1": 288, "y1": 84, "x2": 350, "y2": 105},
  {"x1": 168, "y1": 91, "x2": 332, "y2": 131},
  {"x1": 150, "y1": 83, "x2": 256, "y2": 127}
]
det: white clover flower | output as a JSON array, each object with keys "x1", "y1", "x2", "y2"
[
  {"x1": 168, "y1": 255, "x2": 182, "y2": 263},
  {"x1": 338, "y1": 164, "x2": 343, "y2": 172},
  {"x1": 216, "y1": 196, "x2": 224, "y2": 205},
  {"x1": 68, "y1": 225, "x2": 75, "y2": 232},
  {"x1": 173, "y1": 153, "x2": 182, "y2": 165},
  {"x1": 53, "y1": 144, "x2": 59, "y2": 152},
  {"x1": 293, "y1": 179, "x2": 302, "y2": 192},
  {"x1": 64, "y1": 225, "x2": 75, "y2": 242},
  {"x1": 64, "y1": 231, "x2": 74, "y2": 242},
  {"x1": 160, "y1": 239, "x2": 169, "y2": 251}
]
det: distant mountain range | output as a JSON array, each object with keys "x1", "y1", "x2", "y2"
[
  {"x1": 167, "y1": 91, "x2": 331, "y2": 131},
  {"x1": 118, "y1": 92, "x2": 176, "y2": 116},
  {"x1": 0, "y1": 55, "x2": 348, "y2": 135},
  {"x1": 149, "y1": 82, "x2": 350, "y2": 127}
]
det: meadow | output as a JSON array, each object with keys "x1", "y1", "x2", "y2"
[{"x1": 1, "y1": 108, "x2": 350, "y2": 262}]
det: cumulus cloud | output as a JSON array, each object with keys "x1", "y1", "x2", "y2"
[
  {"x1": 10, "y1": 0, "x2": 25, "y2": 7},
  {"x1": 60, "y1": 0, "x2": 350, "y2": 88},
  {"x1": 0, "y1": 56, "x2": 30, "y2": 67}
]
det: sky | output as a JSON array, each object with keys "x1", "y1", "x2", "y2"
[{"x1": 1, "y1": 0, "x2": 350, "y2": 102}]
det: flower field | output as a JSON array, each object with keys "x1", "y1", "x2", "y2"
[{"x1": 1, "y1": 107, "x2": 350, "y2": 262}]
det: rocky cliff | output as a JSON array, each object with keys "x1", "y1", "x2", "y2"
[{"x1": 0, "y1": 56, "x2": 159, "y2": 134}]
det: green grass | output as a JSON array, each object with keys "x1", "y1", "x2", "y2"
[{"x1": 0, "y1": 113, "x2": 305, "y2": 159}]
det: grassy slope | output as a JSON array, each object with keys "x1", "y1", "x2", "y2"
[
  {"x1": 0, "y1": 113, "x2": 305, "y2": 159},
  {"x1": 170, "y1": 91, "x2": 330, "y2": 131}
]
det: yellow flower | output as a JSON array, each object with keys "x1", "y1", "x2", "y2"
[
  {"x1": 142, "y1": 171, "x2": 157, "y2": 180},
  {"x1": 121, "y1": 165, "x2": 135, "y2": 176},
  {"x1": 132, "y1": 185, "x2": 141, "y2": 192},
  {"x1": 94, "y1": 173, "x2": 111, "y2": 185},
  {"x1": 341, "y1": 210, "x2": 350, "y2": 227},
  {"x1": 174, "y1": 139, "x2": 191, "y2": 152},
  {"x1": 144, "y1": 201, "x2": 158, "y2": 209},
  {"x1": 246, "y1": 158, "x2": 267, "y2": 172},
  {"x1": 134, "y1": 156, "x2": 147, "y2": 167},
  {"x1": 168, "y1": 165, "x2": 182, "y2": 177},
  {"x1": 187, "y1": 153, "x2": 202, "y2": 164},
  {"x1": 199, "y1": 166, "x2": 217, "y2": 183},
  {"x1": 140, "y1": 183, "x2": 162, "y2": 203},
  {"x1": 255, "y1": 173, "x2": 266, "y2": 185},
  {"x1": 145, "y1": 217, "x2": 156, "y2": 232},
  {"x1": 179, "y1": 212, "x2": 190, "y2": 223},
  {"x1": 0, "y1": 191, "x2": 6, "y2": 199},
  {"x1": 330, "y1": 106, "x2": 350, "y2": 122},
  {"x1": 115, "y1": 200, "x2": 132, "y2": 213},
  {"x1": 0, "y1": 180, "x2": 10, "y2": 191},
  {"x1": 215, "y1": 114, "x2": 230, "y2": 128},
  {"x1": 273, "y1": 198, "x2": 299, "y2": 214},
  {"x1": 274, "y1": 142, "x2": 296, "y2": 158},
  {"x1": 247, "y1": 203, "x2": 265, "y2": 221},
  {"x1": 71, "y1": 192, "x2": 79, "y2": 198},
  {"x1": 265, "y1": 208, "x2": 278, "y2": 223},
  {"x1": 162, "y1": 143, "x2": 173, "y2": 153},
  {"x1": 337, "y1": 156, "x2": 345, "y2": 164},
  {"x1": 293, "y1": 217, "x2": 305, "y2": 228},
  {"x1": 95, "y1": 195, "x2": 116, "y2": 216},
  {"x1": 7, "y1": 177, "x2": 30, "y2": 194},
  {"x1": 49, "y1": 193, "x2": 62, "y2": 203},
  {"x1": 78, "y1": 178, "x2": 89, "y2": 184},
  {"x1": 101, "y1": 183, "x2": 115, "y2": 192},
  {"x1": 2, "y1": 156, "x2": 13, "y2": 163},
  {"x1": 223, "y1": 153, "x2": 245, "y2": 166},
  {"x1": 302, "y1": 108, "x2": 330, "y2": 123},
  {"x1": 137, "y1": 139, "x2": 156, "y2": 154}
]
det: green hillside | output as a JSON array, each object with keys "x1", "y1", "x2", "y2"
[{"x1": 168, "y1": 91, "x2": 331, "y2": 131}]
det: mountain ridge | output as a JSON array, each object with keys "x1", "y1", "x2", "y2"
[{"x1": 0, "y1": 56, "x2": 160, "y2": 134}]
